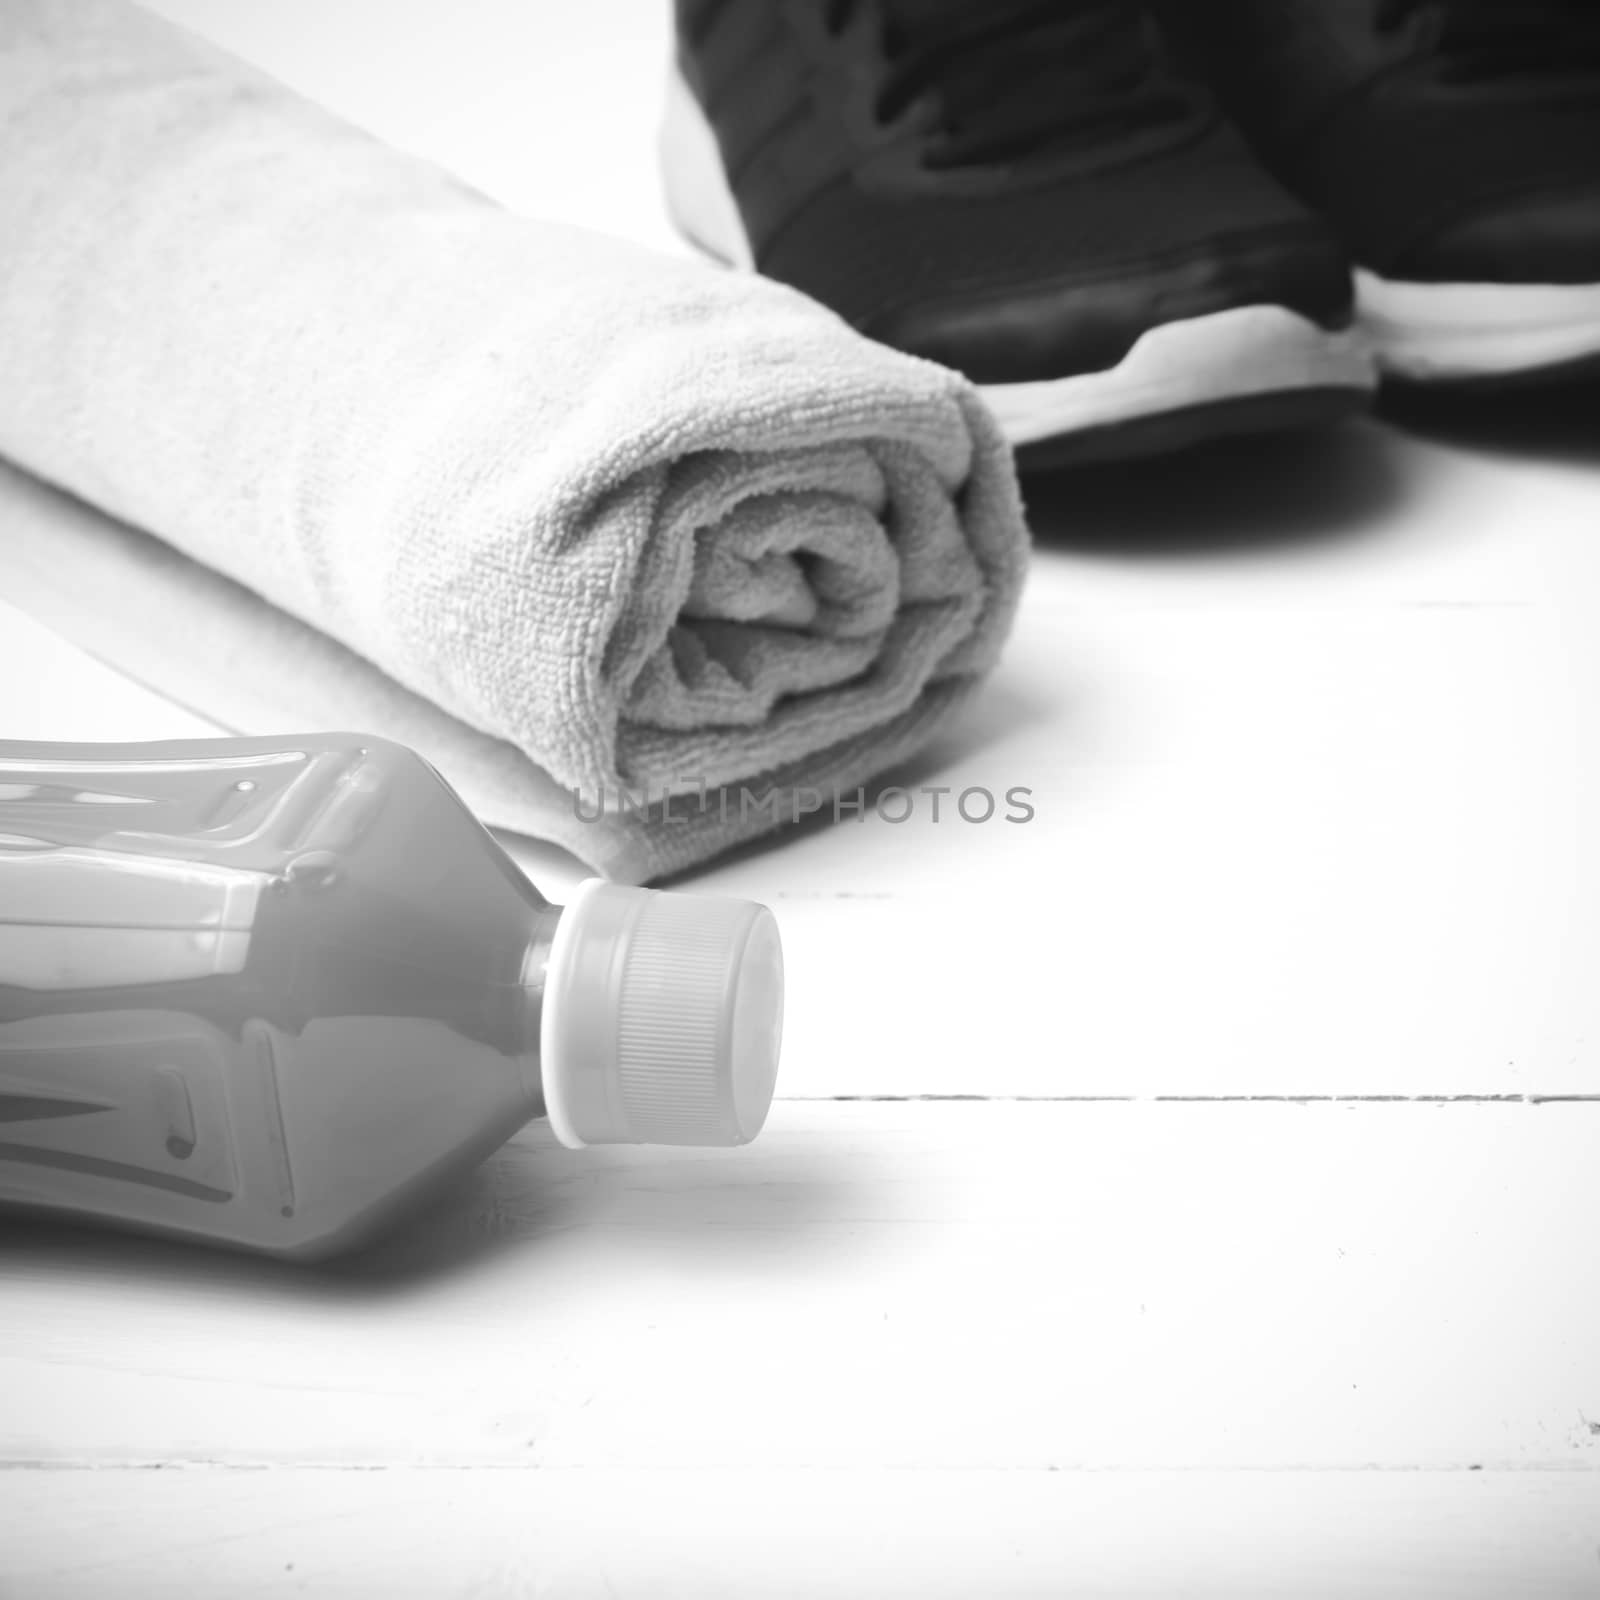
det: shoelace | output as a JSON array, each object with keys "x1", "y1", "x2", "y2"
[
  {"x1": 821, "y1": 0, "x2": 1202, "y2": 170},
  {"x1": 1377, "y1": 0, "x2": 1600, "y2": 87}
]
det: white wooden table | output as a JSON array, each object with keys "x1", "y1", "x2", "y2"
[{"x1": 3, "y1": 4, "x2": 1598, "y2": 1594}]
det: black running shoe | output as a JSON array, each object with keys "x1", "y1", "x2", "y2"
[
  {"x1": 1157, "y1": 0, "x2": 1600, "y2": 386},
  {"x1": 663, "y1": 0, "x2": 1374, "y2": 466}
]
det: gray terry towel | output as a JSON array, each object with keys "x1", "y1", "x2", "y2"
[{"x1": 0, "y1": 0, "x2": 1029, "y2": 884}]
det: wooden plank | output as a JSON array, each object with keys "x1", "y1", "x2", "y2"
[
  {"x1": 4, "y1": 1104, "x2": 1597, "y2": 1473},
  {"x1": 9, "y1": 534, "x2": 1597, "y2": 1101},
  {"x1": 5, "y1": 1467, "x2": 1598, "y2": 1599},
  {"x1": 681, "y1": 450, "x2": 1600, "y2": 1099}
]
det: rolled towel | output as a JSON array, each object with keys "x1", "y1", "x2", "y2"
[{"x1": 0, "y1": 0, "x2": 1028, "y2": 882}]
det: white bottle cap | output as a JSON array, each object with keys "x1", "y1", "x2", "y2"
[{"x1": 539, "y1": 880, "x2": 784, "y2": 1149}]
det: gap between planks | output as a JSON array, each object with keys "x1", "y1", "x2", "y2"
[{"x1": 792, "y1": 1093, "x2": 1600, "y2": 1103}]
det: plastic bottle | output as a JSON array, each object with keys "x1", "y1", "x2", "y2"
[{"x1": 0, "y1": 733, "x2": 784, "y2": 1260}]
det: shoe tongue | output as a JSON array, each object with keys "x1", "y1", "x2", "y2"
[{"x1": 873, "y1": 0, "x2": 1187, "y2": 169}]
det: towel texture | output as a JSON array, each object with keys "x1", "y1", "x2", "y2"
[{"x1": 0, "y1": 0, "x2": 1027, "y2": 882}]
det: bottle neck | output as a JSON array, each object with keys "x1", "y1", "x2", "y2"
[{"x1": 515, "y1": 903, "x2": 567, "y2": 1115}]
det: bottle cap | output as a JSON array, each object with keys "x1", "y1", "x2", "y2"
[{"x1": 539, "y1": 880, "x2": 784, "y2": 1149}]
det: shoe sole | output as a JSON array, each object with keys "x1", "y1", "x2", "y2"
[
  {"x1": 1012, "y1": 386, "x2": 1371, "y2": 472},
  {"x1": 659, "y1": 65, "x2": 1376, "y2": 459},
  {"x1": 1357, "y1": 269, "x2": 1600, "y2": 386}
]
